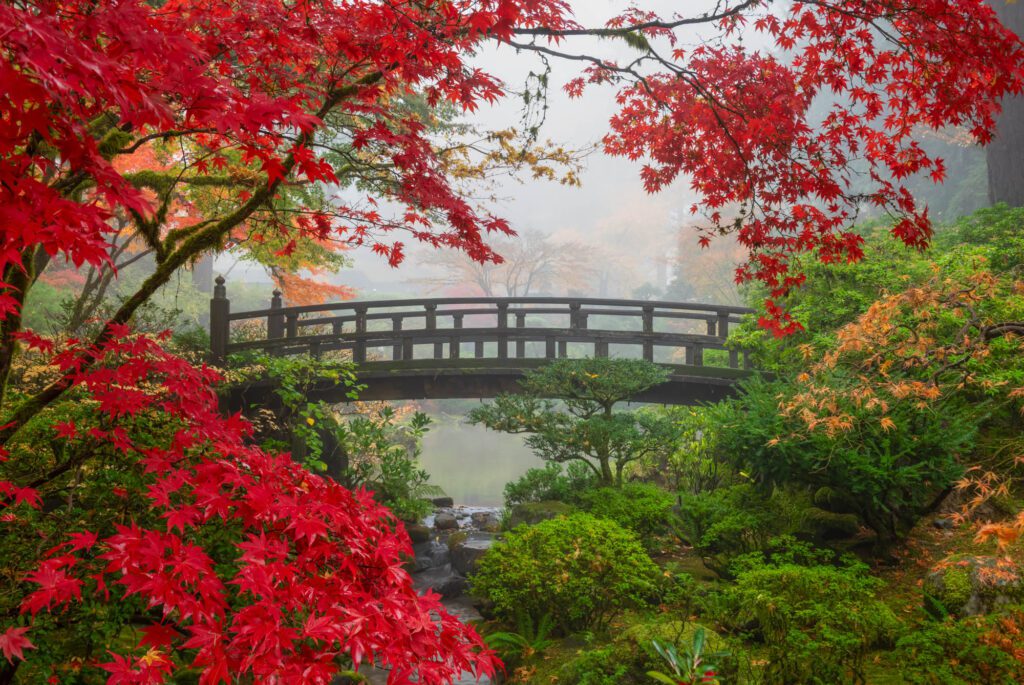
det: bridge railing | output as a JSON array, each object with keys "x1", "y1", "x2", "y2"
[{"x1": 209, "y1": 277, "x2": 755, "y2": 370}]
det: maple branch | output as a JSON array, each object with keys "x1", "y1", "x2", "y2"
[
  {"x1": 116, "y1": 128, "x2": 218, "y2": 155},
  {"x1": 511, "y1": 1, "x2": 762, "y2": 37},
  {"x1": 0, "y1": 71, "x2": 385, "y2": 445}
]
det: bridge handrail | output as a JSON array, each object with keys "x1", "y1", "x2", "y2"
[{"x1": 224, "y1": 295, "x2": 754, "y2": 320}]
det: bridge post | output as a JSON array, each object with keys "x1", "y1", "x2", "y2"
[
  {"x1": 515, "y1": 312, "x2": 526, "y2": 358},
  {"x1": 716, "y1": 311, "x2": 730, "y2": 340},
  {"x1": 595, "y1": 339, "x2": 608, "y2": 358},
  {"x1": 210, "y1": 276, "x2": 229, "y2": 363},
  {"x1": 353, "y1": 305, "x2": 367, "y2": 363},
  {"x1": 392, "y1": 316, "x2": 403, "y2": 360},
  {"x1": 569, "y1": 302, "x2": 582, "y2": 330},
  {"x1": 642, "y1": 305, "x2": 654, "y2": 362},
  {"x1": 267, "y1": 290, "x2": 284, "y2": 342},
  {"x1": 496, "y1": 303, "x2": 509, "y2": 359}
]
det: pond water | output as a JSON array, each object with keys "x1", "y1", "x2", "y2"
[{"x1": 418, "y1": 419, "x2": 543, "y2": 507}]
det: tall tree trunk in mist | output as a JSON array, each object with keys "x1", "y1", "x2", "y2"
[{"x1": 988, "y1": 0, "x2": 1024, "y2": 207}]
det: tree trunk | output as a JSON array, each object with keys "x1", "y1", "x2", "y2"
[{"x1": 987, "y1": 0, "x2": 1024, "y2": 207}]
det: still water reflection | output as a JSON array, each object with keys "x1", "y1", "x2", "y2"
[{"x1": 418, "y1": 420, "x2": 542, "y2": 507}]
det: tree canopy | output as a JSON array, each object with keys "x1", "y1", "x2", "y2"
[{"x1": 2, "y1": 0, "x2": 1024, "y2": 682}]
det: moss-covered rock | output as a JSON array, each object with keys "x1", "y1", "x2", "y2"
[
  {"x1": 507, "y1": 500, "x2": 575, "y2": 528},
  {"x1": 925, "y1": 554, "x2": 1023, "y2": 616},
  {"x1": 802, "y1": 506, "x2": 861, "y2": 539},
  {"x1": 405, "y1": 523, "x2": 432, "y2": 544}
]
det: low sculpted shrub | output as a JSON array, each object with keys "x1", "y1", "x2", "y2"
[
  {"x1": 715, "y1": 560, "x2": 900, "y2": 684},
  {"x1": 673, "y1": 484, "x2": 781, "y2": 577},
  {"x1": 555, "y1": 616, "x2": 733, "y2": 685},
  {"x1": 472, "y1": 513, "x2": 659, "y2": 634},
  {"x1": 577, "y1": 482, "x2": 674, "y2": 541},
  {"x1": 503, "y1": 461, "x2": 596, "y2": 507}
]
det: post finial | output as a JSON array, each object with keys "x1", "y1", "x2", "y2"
[{"x1": 213, "y1": 275, "x2": 227, "y2": 299}]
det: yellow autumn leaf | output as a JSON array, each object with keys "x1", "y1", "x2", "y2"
[{"x1": 880, "y1": 417, "x2": 896, "y2": 432}]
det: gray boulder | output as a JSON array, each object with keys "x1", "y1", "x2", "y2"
[
  {"x1": 470, "y1": 511, "x2": 501, "y2": 532},
  {"x1": 405, "y1": 523, "x2": 432, "y2": 544},
  {"x1": 431, "y1": 496, "x2": 455, "y2": 508},
  {"x1": 412, "y1": 540, "x2": 451, "y2": 572},
  {"x1": 450, "y1": 532, "x2": 497, "y2": 577},
  {"x1": 434, "y1": 512, "x2": 459, "y2": 530},
  {"x1": 412, "y1": 564, "x2": 467, "y2": 598}
]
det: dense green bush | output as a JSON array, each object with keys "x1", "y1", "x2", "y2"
[
  {"x1": 714, "y1": 376, "x2": 973, "y2": 548},
  {"x1": 471, "y1": 513, "x2": 660, "y2": 634},
  {"x1": 895, "y1": 612, "x2": 1024, "y2": 685},
  {"x1": 714, "y1": 560, "x2": 900, "y2": 684},
  {"x1": 576, "y1": 482, "x2": 674, "y2": 541},
  {"x1": 557, "y1": 646, "x2": 630, "y2": 685},
  {"x1": 673, "y1": 483, "x2": 784, "y2": 577},
  {"x1": 503, "y1": 460, "x2": 596, "y2": 507}
]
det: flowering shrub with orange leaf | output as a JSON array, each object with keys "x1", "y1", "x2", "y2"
[
  {"x1": 715, "y1": 374, "x2": 973, "y2": 550},
  {"x1": 785, "y1": 249, "x2": 1024, "y2": 552}
]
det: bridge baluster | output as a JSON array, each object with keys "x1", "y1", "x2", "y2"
[
  {"x1": 595, "y1": 339, "x2": 608, "y2": 358},
  {"x1": 515, "y1": 312, "x2": 526, "y2": 358},
  {"x1": 451, "y1": 314, "x2": 463, "y2": 359},
  {"x1": 558, "y1": 340, "x2": 567, "y2": 358},
  {"x1": 392, "y1": 316, "x2": 403, "y2": 360},
  {"x1": 353, "y1": 306, "x2": 367, "y2": 363},
  {"x1": 497, "y1": 303, "x2": 509, "y2": 360},
  {"x1": 285, "y1": 313, "x2": 298, "y2": 339},
  {"x1": 693, "y1": 344, "x2": 704, "y2": 367},
  {"x1": 729, "y1": 348, "x2": 739, "y2": 369},
  {"x1": 210, "y1": 276, "x2": 229, "y2": 363},
  {"x1": 545, "y1": 336, "x2": 556, "y2": 359},
  {"x1": 475, "y1": 341, "x2": 484, "y2": 358},
  {"x1": 642, "y1": 305, "x2": 655, "y2": 362},
  {"x1": 425, "y1": 304, "x2": 443, "y2": 359}
]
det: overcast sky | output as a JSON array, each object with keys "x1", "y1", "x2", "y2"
[{"x1": 229, "y1": 2, "x2": 753, "y2": 294}]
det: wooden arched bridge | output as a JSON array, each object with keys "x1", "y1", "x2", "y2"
[{"x1": 211, "y1": 278, "x2": 757, "y2": 406}]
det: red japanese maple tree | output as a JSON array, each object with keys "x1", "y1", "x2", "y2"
[{"x1": 1, "y1": 0, "x2": 1023, "y2": 683}]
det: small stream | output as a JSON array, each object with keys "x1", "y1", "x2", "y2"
[{"x1": 360, "y1": 411, "x2": 539, "y2": 683}]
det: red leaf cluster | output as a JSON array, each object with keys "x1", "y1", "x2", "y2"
[{"x1": 3, "y1": 333, "x2": 497, "y2": 683}]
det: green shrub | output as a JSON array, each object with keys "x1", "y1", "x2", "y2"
[
  {"x1": 715, "y1": 376, "x2": 973, "y2": 548},
  {"x1": 555, "y1": 616, "x2": 733, "y2": 685},
  {"x1": 577, "y1": 483, "x2": 674, "y2": 541},
  {"x1": 716, "y1": 561, "x2": 901, "y2": 684},
  {"x1": 503, "y1": 461, "x2": 596, "y2": 507},
  {"x1": 895, "y1": 613, "x2": 1024, "y2": 685},
  {"x1": 557, "y1": 646, "x2": 630, "y2": 685},
  {"x1": 472, "y1": 513, "x2": 660, "y2": 634},
  {"x1": 673, "y1": 484, "x2": 781, "y2": 577}
]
